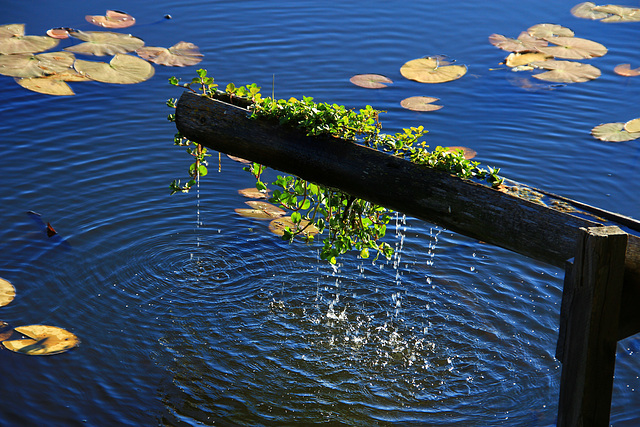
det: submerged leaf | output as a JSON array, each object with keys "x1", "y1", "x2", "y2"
[
  {"x1": 136, "y1": 41, "x2": 203, "y2": 67},
  {"x1": 349, "y1": 73, "x2": 393, "y2": 88},
  {"x1": 0, "y1": 23, "x2": 59, "y2": 55},
  {"x1": 65, "y1": 31, "x2": 144, "y2": 56},
  {"x1": 400, "y1": 96, "x2": 442, "y2": 111},
  {"x1": 527, "y1": 23, "x2": 575, "y2": 39},
  {"x1": 488, "y1": 32, "x2": 548, "y2": 52},
  {"x1": 268, "y1": 217, "x2": 319, "y2": 238},
  {"x1": 591, "y1": 122, "x2": 640, "y2": 142},
  {"x1": 86, "y1": 10, "x2": 136, "y2": 29},
  {"x1": 532, "y1": 60, "x2": 600, "y2": 83},
  {"x1": 624, "y1": 118, "x2": 640, "y2": 133},
  {"x1": 0, "y1": 278, "x2": 16, "y2": 308},
  {"x1": 400, "y1": 57, "x2": 467, "y2": 83},
  {"x1": 74, "y1": 53, "x2": 154, "y2": 84},
  {"x1": 537, "y1": 36, "x2": 607, "y2": 59},
  {"x1": 614, "y1": 64, "x2": 640, "y2": 76},
  {"x1": 2, "y1": 325, "x2": 79, "y2": 355}
]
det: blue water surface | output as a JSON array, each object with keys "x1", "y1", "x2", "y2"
[{"x1": 1, "y1": 0, "x2": 639, "y2": 425}]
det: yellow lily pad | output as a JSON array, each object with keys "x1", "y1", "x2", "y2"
[
  {"x1": 400, "y1": 57, "x2": 467, "y2": 83},
  {"x1": 2, "y1": 325, "x2": 80, "y2": 356},
  {"x1": 624, "y1": 118, "x2": 640, "y2": 133},
  {"x1": 0, "y1": 23, "x2": 59, "y2": 55},
  {"x1": 591, "y1": 122, "x2": 640, "y2": 142},
  {"x1": 0, "y1": 321, "x2": 12, "y2": 341},
  {"x1": 0, "y1": 278, "x2": 16, "y2": 308},
  {"x1": 504, "y1": 52, "x2": 552, "y2": 68},
  {"x1": 269, "y1": 217, "x2": 319, "y2": 238},
  {"x1": 400, "y1": 96, "x2": 442, "y2": 111},
  {"x1": 74, "y1": 53, "x2": 154, "y2": 84}
]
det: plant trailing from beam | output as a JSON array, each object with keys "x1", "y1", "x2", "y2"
[{"x1": 167, "y1": 69, "x2": 503, "y2": 263}]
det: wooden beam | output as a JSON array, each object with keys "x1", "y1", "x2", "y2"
[
  {"x1": 556, "y1": 226, "x2": 627, "y2": 427},
  {"x1": 175, "y1": 91, "x2": 640, "y2": 338}
]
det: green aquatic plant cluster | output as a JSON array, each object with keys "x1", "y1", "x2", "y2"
[{"x1": 168, "y1": 69, "x2": 503, "y2": 263}]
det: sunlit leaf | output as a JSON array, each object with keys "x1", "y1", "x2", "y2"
[
  {"x1": 0, "y1": 321, "x2": 12, "y2": 341},
  {"x1": 349, "y1": 73, "x2": 393, "y2": 88},
  {"x1": 0, "y1": 278, "x2": 15, "y2": 308},
  {"x1": 614, "y1": 64, "x2": 640, "y2": 76},
  {"x1": 74, "y1": 53, "x2": 154, "y2": 84},
  {"x1": 0, "y1": 51, "x2": 75, "y2": 78},
  {"x1": 46, "y1": 27, "x2": 72, "y2": 39},
  {"x1": 136, "y1": 41, "x2": 203, "y2": 67},
  {"x1": 594, "y1": 5, "x2": 640, "y2": 22},
  {"x1": 527, "y1": 23, "x2": 575, "y2": 39},
  {"x1": 16, "y1": 76, "x2": 74, "y2": 96},
  {"x1": 269, "y1": 216, "x2": 319, "y2": 238},
  {"x1": 537, "y1": 36, "x2": 607, "y2": 59},
  {"x1": 235, "y1": 201, "x2": 286, "y2": 219},
  {"x1": 86, "y1": 10, "x2": 136, "y2": 29},
  {"x1": 400, "y1": 57, "x2": 467, "y2": 83},
  {"x1": 444, "y1": 146, "x2": 477, "y2": 160},
  {"x1": 238, "y1": 187, "x2": 270, "y2": 199},
  {"x1": 2, "y1": 325, "x2": 79, "y2": 356},
  {"x1": 0, "y1": 24, "x2": 59, "y2": 55},
  {"x1": 400, "y1": 96, "x2": 442, "y2": 111},
  {"x1": 504, "y1": 52, "x2": 552, "y2": 68},
  {"x1": 624, "y1": 118, "x2": 640, "y2": 133},
  {"x1": 571, "y1": 2, "x2": 611, "y2": 19},
  {"x1": 227, "y1": 154, "x2": 251, "y2": 164},
  {"x1": 532, "y1": 60, "x2": 601, "y2": 83},
  {"x1": 591, "y1": 122, "x2": 640, "y2": 141},
  {"x1": 65, "y1": 30, "x2": 144, "y2": 56},
  {"x1": 488, "y1": 32, "x2": 548, "y2": 52}
]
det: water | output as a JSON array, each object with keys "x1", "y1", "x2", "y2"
[{"x1": 1, "y1": 0, "x2": 639, "y2": 425}]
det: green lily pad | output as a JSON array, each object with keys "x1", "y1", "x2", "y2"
[
  {"x1": 614, "y1": 64, "x2": 640, "y2": 77},
  {"x1": 136, "y1": 41, "x2": 203, "y2": 67},
  {"x1": 527, "y1": 23, "x2": 575, "y2": 39},
  {"x1": 2, "y1": 325, "x2": 80, "y2": 356},
  {"x1": 624, "y1": 118, "x2": 640, "y2": 133},
  {"x1": 65, "y1": 30, "x2": 144, "y2": 56},
  {"x1": 0, "y1": 278, "x2": 15, "y2": 308},
  {"x1": 531, "y1": 60, "x2": 601, "y2": 83},
  {"x1": 400, "y1": 57, "x2": 467, "y2": 83},
  {"x1": 400, "y1": 96, "x2": 442, "y2": 111},
  {"x1": 488, "y1": 32, "x2": 548, "y2": 52},
  {"x1": 0, "y1": 51, "x2": 75, "y2": 78},
  {"x1": 537, "y1": 36, "x2": 607, "y2": 59},
  {"x1": 74, "y1": 53, "x2": 154, "y2": 84},
  {"x1": 349, "y1": 73, "x2": 393, "y2": 88},
  {"x1": 571, "y1": 2, "x2": 611, "y2": 19},
  {"x1": 269, "y1": 216, "x2": 319, "y2": 238},
  {"x1": 0, "y1": 24, "x2": 59, "y2": 55},
  {"x1": 235, "y1": 201, "x2": 286, "y2": 219},
  {"x1": 86, "y1": 10, "x2": 136, "y2": 29},
  {"x1": 591, "y1": 122, "x2": 640, "y2": 142}
]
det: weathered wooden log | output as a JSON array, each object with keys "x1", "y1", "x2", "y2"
[{"x1": 175, "y1": 91, "x2": 640, "y2": 339}]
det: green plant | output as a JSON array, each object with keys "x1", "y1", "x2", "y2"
[{"x1": 167, "y1": 69, "x2": 503, "y2": 263}]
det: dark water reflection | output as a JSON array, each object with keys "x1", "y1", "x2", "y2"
[{"x1": 1, "y1": 0, "x2": 639, "y2": 425}]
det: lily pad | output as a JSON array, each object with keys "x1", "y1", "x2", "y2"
[
  {"x1": 488, "y1": 32, "x2": 548, "y2": 52},
  {"x1": 46, "y1": 27, "x2": 72, "y2": 39},
  {"x1": 235, "y1": 201, "x2": 286, "y2": 219},
  {"x1": 74, "y1": 53, "x2": 154, "y2": 84},
  {"x1": 571, "y1": 2, "x2": 611, "y2": 19},
  {"x1": 504, "y1": 52, "x2": 552, "y2": 68},
  {"x1": 0, "y1": 51, "x2": 75, "y2": 78},
  {"x1": 0, "y1": 321, "x2": 12, "y2": 341},
  {"x1": 136, "y1": 41, "x2": 203, "y2": 67},
  {"x1": 537, "y1": 36, "x2": 607, "y2": 59},
  {"x1": 400, "y1": 57, "x2": 467, "y2": 83},
  {"x1": 349, "y1": 74, "x2": 393, "y2": 88},
  {"x1": 86, "y1": 10, "x2": 136, "y2": 29},
  {"x1": 16, "y1": 70, "x2": 90, "y2": 96},
  {"x1": 527, "y1": 23, "x2": 575, "y2": 39},
  {"x1": 0, "y1": 24, "x2": 59, "y2": 55},
  {"x1": 227, "y1": 154, "x2": 251, "y2": 164},
  {"x1": 2, "y1": 325, "x2": 79, "y2": 356},
  {"x1": 65, "y1": 31, "x2": 144, "y2": 56},
  {"x1": 624, "y1": 118, "x2": 640, "y2": 133},
  {"x1": 269, "y1": 216, "x2": 319, "y2": 238},
  {"x1": 400, "y1": 96, "x2": 442, "y2": 111},
  {"x1": 0, "y1": 278, "x2": 15, "y2": 308},
  {"x1": 591, "y1": 122, "x2": 640, "y2": 142},
  {"x1": 531, "y1": 60, "x2": 601, "y2": 83},
  {"x1": 594, "y1": 5, "x2": 640, "y2": 22},
  {"x1": 614, "y1": 64, "x2": 640, "y2": 76},
  {"x1": 445, "y1": 146, "x2": 477, "y2": 160},
  {"x1": 238, "y1": 187, "x2": 270, "y2": 199}
]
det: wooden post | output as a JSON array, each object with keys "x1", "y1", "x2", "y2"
[{"x1": 556, "y1": 226, "x2": 627, "y2": 427}]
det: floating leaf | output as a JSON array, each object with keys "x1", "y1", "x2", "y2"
[
  {"x1": 65, "y1": 31, "x2": 144, "y2": 56},
  {"x1": 74, "y1": 53, "x2": 154, "y2": 84},
  {"x1": 46, "y1": 27, "x2": 72, "y2": 39},
  {"x1": 0, "y1": 321, "x2": 12, "y2": 341},
  {"x1": 488, "y1": 32, "x2": 548, "y2": 52},
  {"x1": 614, "y1": 64, "x2": 640, "y2": 76},
  {"x1": 445, "y1": 146, "x2": 477, "y2": 160},
  {"x1": 238, "y1": 187, "x2": 270, "y2": 199},
  {"x1": 532, "y1": 60, "x2": 600, "y2": 83},
  {"x1": 2, "y1": 325, "x2": 79, "y2": 356},
  {"x1": 0, "y1": 51, "x2": 75, "y2": 78},
  {"x1": 591, "y1": 122, "x2": 640, "y2": 142},
  {"x1": 504, "y1": 52, "x2": 552, "y2": 68},
  {"x1": 235, "y1": 201, "x2": 286, "y2": 219},
  {"x1": 16, "y1": 76, "x2": 74, "y2": 96},
  {"x1": 0, "y1": 278, "x2": 15, "y2": 308},
  {"x1": 349, "y1": 73, "x2": 393, "y2": 89},
  {"x1": 400, "y1": 57, "x2": 467, "y2": 83},
  {"x1": 400, "y1": 96, "x2": 442, "y2": 111},
  {"x1": 227, "y1": 154, "x2": 251, "y2": 164},
  {"x1": 0, "y1": 24, "x2": 59, "y2": 55},
  {"x1": 527, "y1": 23, "x2": 575, "y2": 39},
  {"x1": 136, "y1": 41, "x2": 203, "y2": 67},
  {"x1": 86, "y1": 10, "x2": 136, "y2": 29},
  {"x1": 269, "y1": 217, "x2": 319, "y2": 238},
  {"x1": 537, "y1": 36, "x2": 607, "y2": 59},
  {"x1": 594, "y1": 5, "x2": 640, "y2": 22},
  {"x1": 624, "y1": 118, "x2": 640, "y2": 133},
  {"x1": 571, "y1": 2, "x2": 611, "y2": 19}
]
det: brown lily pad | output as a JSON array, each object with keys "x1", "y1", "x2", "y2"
[
  {"x1": 527, "y1": 23, "x2": 575, "y2": 39},
  {"x1": 46, "y1": 27, "x2": 73, "y2": 40},
  {"x1": 532, "y1": 60, "x2": 601, "y2": 83},
  {"x1": 0, "y1": 24, "x2": 59, "y2": 55},
  {"x1": 74, "y1": 53, "x2": 155, "y2": 84},
  {"x1": 2, "y1": 325, "x2": 80, "y2": 356},
  {"x1": 349, "y1": 74, "x2": 393, "y2": 88},
  {"x1": 269, "y1": 216, "x2": 319, "y2": 238},
  {"x1": 571, "y1": 2, "x2": 611, "y2": 20},
  {"x1": 488, "y1": 32, "x2": 548, "y2": 52},
  {"x1": 0, "y1": 51, "x2": 75, "y2": 78},
  {"x1": 537, "y1": 36, "x2": 607, "y2": 60},
  {"x1": 0, "y1": 278, "x2": 15, "y2": 308},
  {"x1": 591, "y1": 122, "x2": 640, "y2": 142},
  {"x1": 238, "y1": 187, "x2": 270, "y2": 199},
  {"x1": 15, "y1": 70, "x2": 91, "y2": 96},
  {"x1": 400, "y1": 96, "x2": 442, "y2": 111},
  {"x1": 0, "y1": 321, "x2": 13, "y2": 341},
  {"x1": 136, "y1": 41, "x2": 203, "y2": 67},
  {"x1": 594, "y1": 5, "x2": 640, "y2": 22},
  {"x1": 65, "y1": 30, "x2": 144, "y2": 56},
  {"x1": 400, "y1": 57, "x2": 467, "y2": 83},
  {"x1": 614, "y1": 64, "x2": 640, "y2": 77},
  {"x1": 86, "y1": 10, "x2": 136, "y2": 29},
  {"x1": 235, "y1": 201, "x2": 286, "y2": 219},
  {"x1": 444, "y1": 146, "x2": 477, "y2": 160}
]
